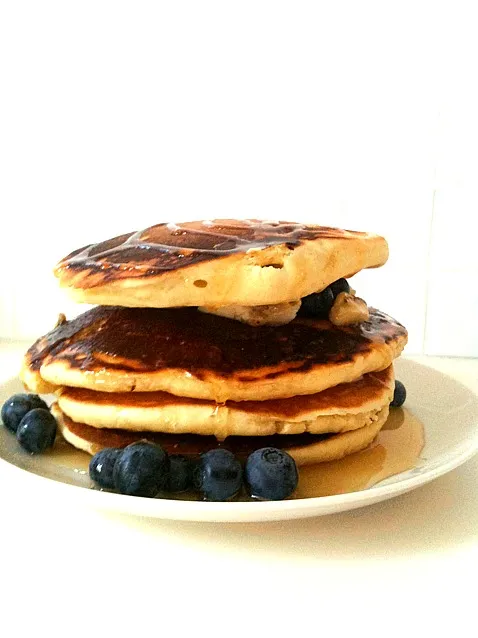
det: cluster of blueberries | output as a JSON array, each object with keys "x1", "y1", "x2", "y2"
[
  {"x1": 0, "y1": 393, "x2": 299, "y2": 501},
  {"x1": 1, "y1": 394, "x2": 57, "y2": 453},
  {"x1": 90, "y1": 443, "x2": 299, "y2": 501}
]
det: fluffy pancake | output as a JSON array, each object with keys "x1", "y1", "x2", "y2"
[
  {"x1": 21, "y1": 307, "x2": 407, "y2": 401},
  {"x1": 57, "y1": 367, "x2": 394, "y2": 438},
  {"x1": 54, "y1": 220, "x2": 389, "y2": 308},
  {"x1": 51, "y1": 403, "x2": 389, "y2": 466}
]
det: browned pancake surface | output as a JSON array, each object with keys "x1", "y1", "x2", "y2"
[
  {"x1": 26, "y1": 306, "x2": 405, "y2": 381},
  {"x1": 55, "y1": 220, "x2": 369, "y2": 289}
]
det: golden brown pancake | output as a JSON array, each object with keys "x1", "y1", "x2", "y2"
[
  {"x1": 54, "y1": 220, "x2": 389, "y2": 308},
  {"x1": 51, "y1": 403, "x2": 389, "y2": 466},
  {"x1": 21, "y1": 306, "x2": 407, "y2": 401},
  {"x1": 56, "y1": 367, "x2": 393, "y2": 437}
]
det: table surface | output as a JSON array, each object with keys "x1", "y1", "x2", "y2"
[{"x1": 1, "y1": 342, "x2": 477, "y2": 636}]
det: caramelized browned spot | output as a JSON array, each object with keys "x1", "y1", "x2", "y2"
[
  {"x1": 25, "y1": 306, "x2": 405, "y2": 378},
  {"x1": 62, "y1": 412, "x2": 331, "y2": 457},
  {"x1": 62, "y1": 367, "x2": 392, "y2": 418},
  {"x1": 55, "y1": 220, "x2": 368, "y2": 288}
]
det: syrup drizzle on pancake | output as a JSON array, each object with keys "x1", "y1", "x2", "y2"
[
  {"x1": 26, "y1": 307, "x2": 406, "y2": 378},
  {"x1": 56, "y1": 220, "x2": 368, "y2": 286}
]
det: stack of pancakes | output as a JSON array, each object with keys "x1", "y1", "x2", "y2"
[{"x1": 21, "y1": 220, "x2": 407, "y2": 466}]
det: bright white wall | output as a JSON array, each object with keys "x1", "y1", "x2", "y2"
[{"x1": 1, "y1": 1, "x2": 477, "y2": 356}]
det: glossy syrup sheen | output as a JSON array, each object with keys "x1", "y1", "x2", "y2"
[
  {"x1": 26, "y1": 306, "x2": 406, "y2": 376},
  {"x1": 49, "y1": 408, "x2": 425, "y2": 500},
  {"x1": 294, "y1": 408, "x2": 425, "y2": 498},
  {"x1": 55, "y1": 220, "x2": 369, "y2": 286}
]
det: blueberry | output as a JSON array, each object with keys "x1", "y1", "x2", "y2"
[
  {"x1": 1, "y1": 393, "x2": 48, "y2": 434},
  {"x1": 16, "y1": 408, "x2": 57, "y2": 454},
  {"x1": 391, "y1": 380, "x2": 407, "y2": 408},
  {"x1": 165, "y1": 455, "x2": 193, "y2": 493},
  {"x1": 193, "y1": 449, "x2": 242, "y2": 501},
  {"x1": 113, "y1": 441, "x2": 169, "y2": 497},
  {"x1": 89, "y1": 448, "x2": 123, "y2": 489},
  {"x1": 330, "y1": 278, "x2": 350, "y2": 297},
  {"x1": 245, "y1": 447, "x2": 298, "y2": 500},
  {"x1": 299, "y1": 287, "x2": 334, "y2": 318}
]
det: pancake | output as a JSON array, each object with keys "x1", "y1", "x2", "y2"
[
  {"x1": 51, "y1": 403, "x2": 389, "y2": 466},
  {"x1": 57, "y1": 366, "x2": 393, "y2": 437},
  {"x1": 54, "y1": 220, "x2": 389, "y2": 308},
  {"x1": 21, "y1": 306, "x2": 407, "y2": 401},
  {"x1": 56, "y1": 367, "x2": 393, "y2": 438}
]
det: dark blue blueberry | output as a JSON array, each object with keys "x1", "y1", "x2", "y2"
[
  {"x1": 165, "y1": 455, "x2": 193, "y2": 493},
  {"x1": 113, "y1": 441, "x2": 169, "y2": 497},
  {"x1": 299, "y1": 287, "x2": 334, "y2": 318},
  {"x1": 1, "y1": 393, "x2": 48, "y2": 434},
  {"x1": 391, "y1": 380, "x2": 407, "y2": 408},
  {"x1": 245, "y1": 447, "x2": 298, "y2": 500},
  {"x1": 89, "y1": 448, "x2": 123, "y2": 489},
  {"x1": 329, "y1": 278, "x2": 350, "y2": 297},
  {"x1": 193, "y1": 449, "x2": 242, "y2": 501},
  {"x1": 16, "y1": 408, "x2": 57, "y2": 454}
]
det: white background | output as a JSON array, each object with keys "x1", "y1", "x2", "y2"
[
  {"x1": 1, "y1": 1, "x2": 477, "y2": 356},
  {"x1": 1, "y1": 6, "x2": 478, "y2": 636}
]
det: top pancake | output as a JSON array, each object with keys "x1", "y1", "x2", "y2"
[
  {"x1": 21, "y1": 306, "x2": 407, "y2": 402},
  {"x1": 54, "y1": 219, "x2": 388, "y2": 308}
]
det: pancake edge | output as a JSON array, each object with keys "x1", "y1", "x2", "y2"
[{"x1": 52, "y1": 402, "x2": 389, "y2": 466}]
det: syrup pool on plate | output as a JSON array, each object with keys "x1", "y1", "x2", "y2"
[{"x1": 294, "y1": 408, "x2": 425, "y2": 498}]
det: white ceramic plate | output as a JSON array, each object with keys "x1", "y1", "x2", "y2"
[{"x1": 1, "y1": 358, "x2": 478, "y2": 522}]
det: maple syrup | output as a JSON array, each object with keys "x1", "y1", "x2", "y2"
[
  {"x1": 47, "y1": 436, "x2": 90, "y2": 475},
  {"x1": 55, "y1": 220, "x2": 369, "y2": 285},
  {"x1": 26, "y1": 305, "x2": 405, "y2": 381},
  {"x1": 294, "y1": 408, "x2": 424, "y2": 498}
]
